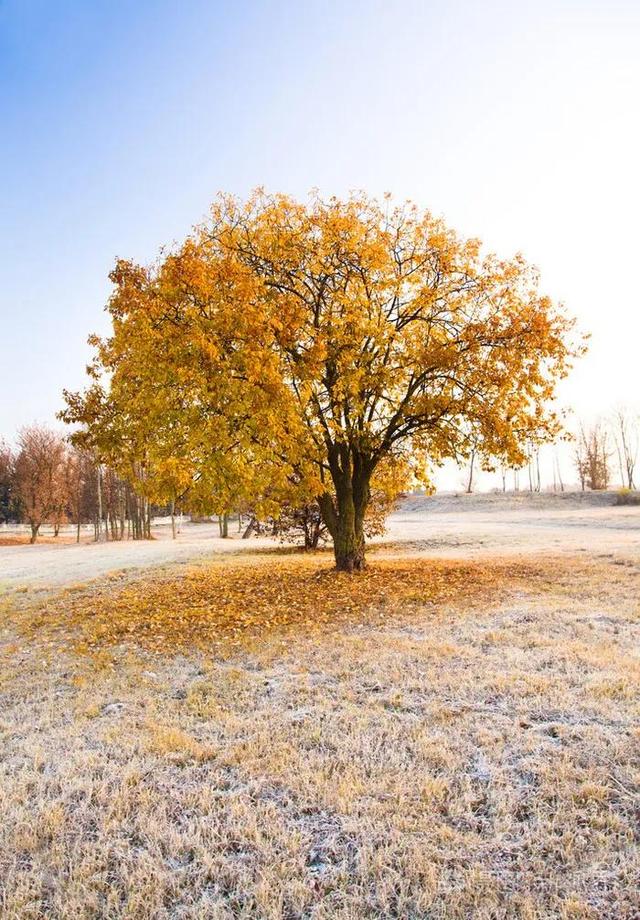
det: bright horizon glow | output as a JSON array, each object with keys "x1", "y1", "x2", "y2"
[{"x1": 1, "y1": 0, "x2": 639, "y2": 489}]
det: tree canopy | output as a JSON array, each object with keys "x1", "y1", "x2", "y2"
[{"x1": 63, "y1": 191, "x2": 580, "y2": 570}]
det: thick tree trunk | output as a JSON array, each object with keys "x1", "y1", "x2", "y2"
[
  {"x1": 318, "y1": 464, "x2": 370, "y2": 573},
  {"x1": 333, "y1": 516, "x2": 366, "y2": 572},
  {"x1": 29, "y1": 522, "x2": 40, "y2": 544}
]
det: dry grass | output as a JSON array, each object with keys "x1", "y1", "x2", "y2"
[
  {"x1": 0, "y1": 551, "x2": 639, "y2": 918},
  {"x1": 0, "y1": 535, "x2": 82, "y2": 547},
  {"x1": 15, "y1": 555, "x2": 543, "y2": 655}
]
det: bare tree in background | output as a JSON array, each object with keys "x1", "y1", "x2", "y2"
[
  {"x1": 526, "y1": 443, "x2": 541, "y2": 492},
  {"x1": 574, "y1": 421, "x2": 612, "y2": 491},
  {"x1": 64, "y1": 448, "x2": 99, "y2": 543},
  {"x1": 552, "y1": 447, "x2": 564, "y2": 493},
  {"x1": 12, "y1": 425, "x2": 68, "y2": 543},
  {"x1": 0, "y1": 441, "x2": 15, "y2": 522},
  {"x1": 611, "y1": 405, "x2": 638, "y2": 490}
]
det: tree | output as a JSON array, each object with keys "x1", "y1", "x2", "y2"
[
  {"x1": 64, "y1": 191, "x2": 579, "y2": 571},
  {"x1": 0, "y1": 442, "x2": 15, "y2": 523},
  {"x1": 611, "y1": 405, "x2": 638, "y2": 490},
  {"x1": 64, "y1": 448, "x2": 100, "y2": 543},
  {"x1": 12, "y1": 425, "x2": 68, "y2": 543},
  {"x1": 574, "y1": 421, "x2": 611, "y2": 491},
  {"x1": 465, "y1": 442, "x2": 477, "y2": 494}
]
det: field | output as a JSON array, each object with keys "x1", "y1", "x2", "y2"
[{"x1": 0, "y1": 494, "x2": 639, "y2": 918}]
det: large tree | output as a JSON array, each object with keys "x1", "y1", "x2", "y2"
[{"x1": 64, "y1": 192, "x2": 579, "y2": 570}]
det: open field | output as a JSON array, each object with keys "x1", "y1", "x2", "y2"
[
  {"x1": 0, "y1": 491, "x2": 638, "y2": 593},
  {"x1": 0, "y1": 494, "x2": 639, "y2": 918}
]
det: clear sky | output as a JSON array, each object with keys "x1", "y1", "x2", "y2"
[{"x1": 1, "y1": 0, "x2": 639, "y2": 485}]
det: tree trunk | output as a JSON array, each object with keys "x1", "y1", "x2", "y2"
[
  {"x1": 171, "y1": 498, "x2": 176, "y2": 540},
  {"x1": 466, "y1": 450, "x2": 476, "y2": 493},
  {"x1": 333, "y1": 516, "x2": 365, "y2": 572},
  {"x1": 318, "y1": 466, "x2": 369, "y2": 573},
  {"x1": 29, "y1": 522, "x2": 40, "y2": 544},
  {"x1": 96, "y1": 464, "x2": 103, "y2": 542},
  {"x1": 242, "y1": 518, "x2": 255, "y2": 539}
]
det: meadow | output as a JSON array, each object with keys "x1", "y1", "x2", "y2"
[{"x1": 0, "y1": 494, "x2": 638, "y2": 919}]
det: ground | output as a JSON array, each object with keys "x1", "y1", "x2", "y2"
[{"x1": 0, "y1": 494, "x2": 638, "y2": 918}]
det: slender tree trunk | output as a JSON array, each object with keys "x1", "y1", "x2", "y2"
[
  {"x1": 76, "y1": 475, "x2": 82, "y2": 543},
  {"x1": 242, "y1": 518, "x2": 255, "y2": 539},
  {"x1": 171, "y1": 498, "x2": 176, "y2": 540},
  {"x1": 466, "y1": 450, "x2": 476, "y2": 493},
  {"x1": 29, "y1": 521, "x2": 40, "y2": 544},
  {"x1": 96, "y1": 464, "x2": 103, "y2": 541}
]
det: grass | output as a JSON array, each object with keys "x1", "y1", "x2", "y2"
[
  {"x1": 0, "y1": 534, "x2": 84, "y2": 546},
  {"x1": 0, "y1": 551, "x2": 639, "y2": 918}
]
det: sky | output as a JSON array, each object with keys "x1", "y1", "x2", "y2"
[{"x1": 1, "y1": 0, "x2": 639, "y2": 487}]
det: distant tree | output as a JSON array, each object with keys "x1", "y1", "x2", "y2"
[
  {"x1": 574, "y1": 422, "x2": 611, "y2": 491},
  {"x1": 0, "y1": 442, "x2": 16, "y2": 523},
  {"x1": 63, "y1": 448, "x2": 99, "y2": 543},
  {"x1": 12, "y1": 425, "x2": 68, "y2": 543},
  {"x1": 611, "y1": 405, "x2": 638, "y2": 490},
  {"x1": 551, "y1": 447, "x2": 564, "y2": 493}
]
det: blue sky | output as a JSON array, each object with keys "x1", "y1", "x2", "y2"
[{"x1": 2, "y1": 0, "x2": 639, "y2": 476}]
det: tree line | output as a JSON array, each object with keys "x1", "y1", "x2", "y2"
[
  {"x1": 0, "y1": 425, "x2": 157, "y2": 543},
  {"x1": 461, "y1": 407, "x2": 639, "y2": 494},
  {"x1": 3, "y1": 408, "x2": 633, "y2": 546},
  {"x1": 573, "y1": 408, "x2": 638, "y2": 492},
  {"x1": 0, "y1": 423, "x2": 393, "y2": 547}
]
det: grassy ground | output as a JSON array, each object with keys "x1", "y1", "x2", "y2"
[{"x1": 0, "y1": 549, "x2": 639, "y2": 918}]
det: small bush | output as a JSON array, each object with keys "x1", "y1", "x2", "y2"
[{"x1": 614, "y1": 488, "x2": 640, "y2": 505}]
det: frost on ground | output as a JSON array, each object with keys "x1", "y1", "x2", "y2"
[
  {"x1": 1, "y1": 491, "x2": 638, "y2": 593},
  {"x1": 0, "y1": 535, "x2": 639, "y2": 919}
]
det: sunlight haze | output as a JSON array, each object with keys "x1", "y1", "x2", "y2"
[{"x1": 2, "y1": 0, "x2": 639, "y2": 485}]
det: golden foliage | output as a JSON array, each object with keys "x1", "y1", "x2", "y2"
[
  {"x1": 23, "y1": 554, "x2": 545, "y2": 656},
  {"x1": 62, "y1": 190, "x2": 582, "y2": 569}
]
